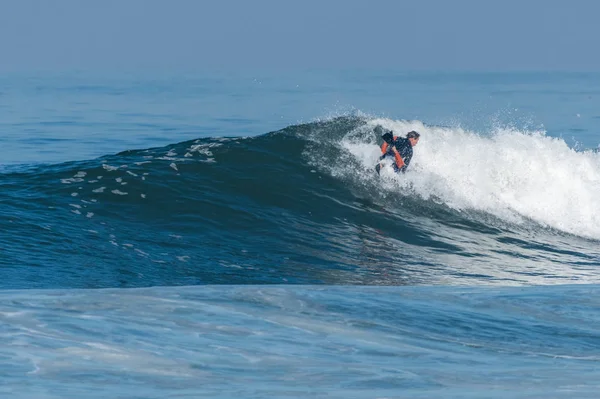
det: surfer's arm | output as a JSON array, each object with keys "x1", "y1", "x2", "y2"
[
  {"x1": 380, "y1": 134, "x2": 398, "y2": 154},
  {"x1": 392, "y1": 147, "x2": 405, "y2": 169}
]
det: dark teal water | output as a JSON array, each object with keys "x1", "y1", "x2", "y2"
[{"x1": 2, "y1": 115, "x2": 599, "y2": 288}]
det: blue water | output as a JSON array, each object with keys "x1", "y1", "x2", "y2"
[{"x1": 1, "y1": 70, "x2": 599, "y2": 397}]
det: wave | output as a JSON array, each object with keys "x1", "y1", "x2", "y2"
[{"x1": 1, "y1": 116, "x2": 599, "y2": 289}]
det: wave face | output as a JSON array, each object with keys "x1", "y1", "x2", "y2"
[{"x1": 1, "y1": 116, "x2": 599, "y2": 289}]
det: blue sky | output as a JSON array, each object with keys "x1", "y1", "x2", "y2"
[{"x1": 0, "y1": 0, "x2": 598, "y2": 72}]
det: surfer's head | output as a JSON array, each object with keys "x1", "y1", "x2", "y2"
[{"x1": 407, "y1": 131, "x2": 420, "y2": 146}]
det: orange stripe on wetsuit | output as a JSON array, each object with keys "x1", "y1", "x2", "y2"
[{"x1": 381, "y1": 136, "x2": 405, "y2": 169}]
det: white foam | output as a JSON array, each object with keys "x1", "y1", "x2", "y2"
[
  {"x1": 102, "y1": 164, "x2": 118, "y2": 172},
  {"x1": 61, "y1": 178, "x2": 85, "y2": 184},
  {"x1": 135, "y1": 249, "x2": 149, "y2": 257},
  {"x1": 187, "y1": 142, "x2": 221, "y2": 157},
  {"x1": 344, "y1": 118, "x2": 600, "y2": 240}
]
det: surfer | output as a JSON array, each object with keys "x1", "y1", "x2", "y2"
[{"x1": 375, "y1": 128, "x2": 420, "y2": 174}]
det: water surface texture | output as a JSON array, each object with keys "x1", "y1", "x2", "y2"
[{"x1": 1, "y1": 71, "x2": 599, "y2": 397}]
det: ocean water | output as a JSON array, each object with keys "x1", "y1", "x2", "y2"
[{"x1": 1, "y1": 70, "x2": 599, "y2": 398}]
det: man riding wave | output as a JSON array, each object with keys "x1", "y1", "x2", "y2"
[{"x1": 375, "y1": 128, "x2": 420, "y2": 174}]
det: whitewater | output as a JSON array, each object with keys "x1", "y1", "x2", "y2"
[{"x1": 342, "y1": 118, "x2": 600, "y2": 240}]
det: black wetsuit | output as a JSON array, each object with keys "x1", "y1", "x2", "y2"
[{"x1": 376, "y1": 136, "x2": 413, "y2": 173}]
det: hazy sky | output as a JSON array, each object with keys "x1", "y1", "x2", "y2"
[{"x1": 0, "y1": 0, "x2": 598, "y2": 72}]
